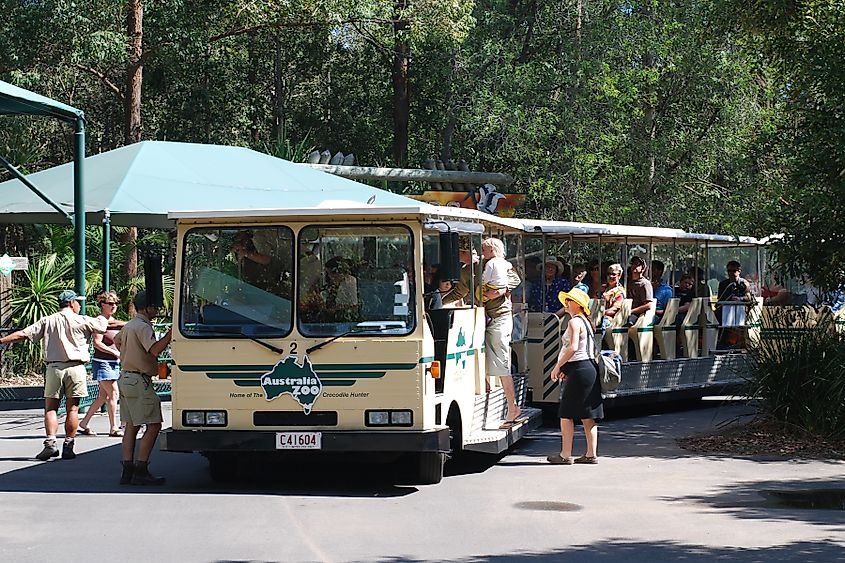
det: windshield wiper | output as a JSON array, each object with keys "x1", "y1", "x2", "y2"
[
  {"x1": 306, "y1": 322, "x2": 402, "y2": 355},
  {"x1": 240, "y1": 324, "x2": 288, "y2": 354}
]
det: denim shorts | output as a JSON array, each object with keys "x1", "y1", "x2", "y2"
[{"x1": 92, "y1": 359, "x2": 120, "y2": 381}]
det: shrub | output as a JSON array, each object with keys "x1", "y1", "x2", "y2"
[{"x1": 747, "y1": 307, "x2": 845, "y2": 440}]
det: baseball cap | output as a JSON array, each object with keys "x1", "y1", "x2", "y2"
[{"x1": 58, "y1": 290, "x2": 83, "y2": 305}]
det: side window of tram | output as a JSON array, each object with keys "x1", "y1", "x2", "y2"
[{"x1": 180, "y1": 227, "x2": 294, "y2": 338}]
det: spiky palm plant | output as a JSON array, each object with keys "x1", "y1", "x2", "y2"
[{"x1": 8, "y1": 253, "x2": 73, "y2": 374}]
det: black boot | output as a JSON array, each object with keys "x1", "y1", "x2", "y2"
[
  {"x1": 35, "y1": 439, "x2": 59, "y2": 461},
  {"x1": 61, "y1": 439, "x2": 76, "y2": 460},
  {"x1": 120, "y1": 461, "x2": 135, "y2": 485},
  {"x1": 130, "y1": 461, "x2": 166, "y2": 486}
]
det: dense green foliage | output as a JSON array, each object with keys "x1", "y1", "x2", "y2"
[{"x1": 1, "y1": 0, "x2": 790, "y2": 233}]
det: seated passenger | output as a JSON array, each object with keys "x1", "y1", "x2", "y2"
[
  {"x1": 231, "y1": 230, "x2": 283, "y2": 294},
  {"x1": 586, "y1": 259, "x2": 603, "y2": 299},
  {"x1": 523, "y1": 255, "x2": 543, "y2": 311},
  {"x1": 650, "y1": 260, "x2": 674, "y2": 323},
  {"x1": 532, "y1": 259, "x2": 571, "y2": 314},
  {"x1": 626, "y1": 256, "x2": 654, "y2": 326},
  {"x1": 688, "y1": 266, "x2": 711, "y2": 298},
  {"x1": 325, "y1": 256, "x2": 359, "y2": 319},
  {"x1": 571, "y1": 263, "x2": 589, "y2": 294},
  {"x1": 599, "y1": 263, "x2": 626, "y2": 334}
]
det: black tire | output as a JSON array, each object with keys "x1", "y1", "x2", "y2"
[
  {"x1": 446, "y1": 405, "x2": 463, "y2": 459},
  {"x1": 414, "y1": 452, "x2": 445, "y2": 485},
  {"x1": 207, "y1": 452, "x2": 238, "y2": 482}
]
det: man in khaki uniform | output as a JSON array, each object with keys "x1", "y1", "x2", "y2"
[
  {"x1": 115, "y1": 290, "x2": 172, "y2": 485},
  {"x1": 0, "y1": 290, "x2": 107, "y2": 461}
]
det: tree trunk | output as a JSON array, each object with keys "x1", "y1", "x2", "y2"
[
  {"x1": 392, "y1": 0, "x2": 410, "y2": 167},
  {"x1": 641, "y1": 1, "x2": 656, "y2": 194},
  {"x1": 125, "y1": 0, "x2": 143, "y2": 146},
  {"x1": 271, "y1": 34, "x2": 285, "y2": 142},
  {"x1": 123, "y1": 0, "x2": 143, "y2": 314}
]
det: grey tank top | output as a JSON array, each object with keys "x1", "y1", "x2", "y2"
[{"x1": 562, "y1": 315, "x2": 593, "y2": 362}]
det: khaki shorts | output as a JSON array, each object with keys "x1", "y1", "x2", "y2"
[
  {"x1": 118, "y1": 371, "x2": 163, "y2": 426},
  {"x1": 44, "y1": 362, "x2": 88, "y2": 399},
  {"x1": 486, "y1": 314, "x2": 513, "y2": 377}
]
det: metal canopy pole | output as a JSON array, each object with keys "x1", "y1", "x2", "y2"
[
  {"x1": 0, "y1": 154, "x2": 73, "y2": 223},
  {"x1": 73, "y1": 117, "x2": 86, "y2": 300},
  {"x1": 102, "y1": 208, "x2": 111, "y2": 291}
]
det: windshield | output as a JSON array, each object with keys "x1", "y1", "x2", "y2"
[
  {"x1": 180, "y1": 226, "x2": 294, "y2": 338},
  {"x1": 298, "y1": 225, "x2": 415, "y2": 337}
]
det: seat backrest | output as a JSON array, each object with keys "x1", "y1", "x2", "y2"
[
  {"x1": 657, "y1": 298, "x2": 680, "y2": 327},
  {"x1": 588, "y1": 298, "x2": 604, "y2": 326},
  {"x1": 681, "y1": 298, "x2": 702, "y2": 326},
  {"x1": 699, "y1": 297, "x2": 719, "y2": 327}
]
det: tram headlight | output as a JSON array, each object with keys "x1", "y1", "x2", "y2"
[
  {"x1": 390, "y1": 410, "x2": 412, "y2": 426},
  {"x1": 183, "y1": 410, "x2": 228, "y2": 427},
  {"x1": 366, "y1": 411, "x2": 390, "y2": 426},
  {"x1": 366, "y1": 410, "x2": 413, "y2": 426},
  {"x1": 184, "y1": 411, "x2": 205, "y2": 426},
  {"x1": 205, "y1": 411, "x2": 227, "y2": 426}
]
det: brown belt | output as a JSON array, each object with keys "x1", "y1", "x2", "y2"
[{"x1": 122, "y1": 370, "x2": 154, "y2": 378}]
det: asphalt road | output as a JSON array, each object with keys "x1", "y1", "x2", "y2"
[{"x1": 0, "y1": 400, "x2": 842, "y2": 562}]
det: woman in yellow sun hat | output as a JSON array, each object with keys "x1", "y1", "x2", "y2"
[{"x1": 547, "y1": 287, "x2": 603, "y2": 465}]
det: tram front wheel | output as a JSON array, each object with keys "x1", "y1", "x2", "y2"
[{"x1": 413, "y1": 452, "x2": 445, "y2": 485}]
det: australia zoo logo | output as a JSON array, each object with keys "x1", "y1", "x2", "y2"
[{"x1": 260, "y1": 355, "x2": 323, "y2": 414}]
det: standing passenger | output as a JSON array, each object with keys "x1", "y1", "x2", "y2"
[
  {"x1": 480, "y1": 237, "x2": 522, "y2": 428},
  {"x1": 0, "y1": 290, "x2": 107, "y2": 461},
  {"x1": 115, "y1": 291, "x2": 172, "y2": 485},
  {"x1": 547, "y1": 288, "x2": 603, "y2": 464}
]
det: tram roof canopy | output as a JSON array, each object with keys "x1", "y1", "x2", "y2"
[
  {"x1": 0, "y1": 141, "x2": 426, "y2": 228},
  {"x1": 0, "y1": 80, "x2": 84, "y2": 122}
]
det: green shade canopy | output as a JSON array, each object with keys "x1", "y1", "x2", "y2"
[
  {"x1": 0, "y1": 79, "x2": 84, "y2": 122},
  {"x1": 0, "y1": 141, "x2": 424, "y2": 228}
]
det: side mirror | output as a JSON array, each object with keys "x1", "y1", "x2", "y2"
[{"x1": 438, "y1": 232, "x2": 461, "y2": 283}]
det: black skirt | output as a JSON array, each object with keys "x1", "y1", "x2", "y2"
[{"x1": 558, "y1": 359, "x2": 604, "y2": 420}]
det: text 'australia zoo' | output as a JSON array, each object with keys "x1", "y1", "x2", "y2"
[{"x1": 259, "y1": 356, "x2": 323, "y2": 414}]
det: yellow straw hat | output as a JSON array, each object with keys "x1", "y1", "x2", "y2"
[{"x1": 558, "y1": 287, "x2": 591, "y2": 315}]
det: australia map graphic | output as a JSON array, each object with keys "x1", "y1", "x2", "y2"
[{"x1": 260, "y1": 355, "x2": 322, "y2": 414}]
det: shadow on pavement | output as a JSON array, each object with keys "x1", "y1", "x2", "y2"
[
  {"x1": 0, "y1": 442, "x2": 419, "y2": 498},
  {"x1": 343, "y1": 539, "x2": 845, "y2": 562},
  {"x1": 663, "y1": 476, "x2": 845, "y2": 527}
]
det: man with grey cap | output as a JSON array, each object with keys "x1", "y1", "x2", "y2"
[
  {"x1": 115, "y1": 290, "x2": 172, "y2": 485},
  {"x1": 0, "y1": 290, "x2": 107, "y2": 461}
]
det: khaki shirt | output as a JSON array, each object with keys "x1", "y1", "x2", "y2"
[
  {"x1": 442, "y1": 262, "x2": 510, "y2": 318},
  {"x1": 21, "y1": 308, "x2": 107, "y2": 363},
  {"x1": 114, "y1": 314, "x2": 159, "y2": 376}
]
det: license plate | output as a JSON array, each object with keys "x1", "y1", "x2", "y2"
[{"x1": 276, "y1": 432, "x2": 322, "y2": 450}]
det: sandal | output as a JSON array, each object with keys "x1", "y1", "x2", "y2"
[
  {"x1": 574, "y1": 455, "x2": 598, "y2": 464},
  {"x1": 78, "y1": 427, "x2": 97, "y2": 436},
  {"x1": 108, "y1": 430, "x2": 124, "y2": 437},
  {"x1": 546, "y1": 454, "x2": 574, "y2": 465}
]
